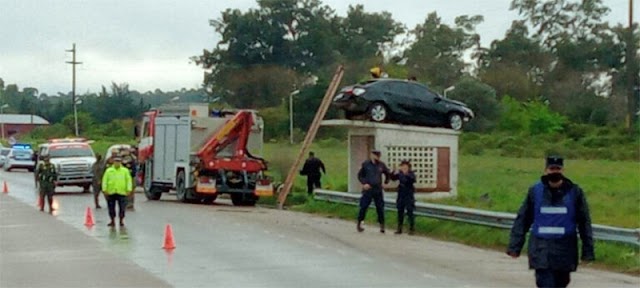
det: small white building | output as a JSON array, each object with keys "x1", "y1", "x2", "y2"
[{"x1": 321, "y1": 119, "x2": 460, "y2": 198}]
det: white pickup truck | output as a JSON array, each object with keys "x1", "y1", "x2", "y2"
[{"x1": 35, "y1": 138, "x2": 97, "y2": 193}]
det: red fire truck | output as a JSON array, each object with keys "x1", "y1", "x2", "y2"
[{"x1": 135, "y1": 103, "x2": 272, "y2": 206}]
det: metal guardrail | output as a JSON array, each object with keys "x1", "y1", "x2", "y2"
[{"x1": 314, "y1": 190, "x2": 640, "y2": 247}]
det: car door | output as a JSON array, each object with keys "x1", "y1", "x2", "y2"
[
  {"x1": 407, "y1": 84, "x2": 439, "y2": 125},
  {"x1": 382, "y1": 82, "x2": 414, "y2": 118},
  {"x1": 370, "y1": 81, "x2": 406, "y2": 118}
]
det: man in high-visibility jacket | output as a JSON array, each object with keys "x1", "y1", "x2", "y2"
[{"x1": 102, "y1": 157, "x2": 132, "y2": 227}]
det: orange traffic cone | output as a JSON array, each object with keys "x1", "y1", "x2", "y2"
[
  {"x1": 84, "y1": 206, "x2": 95, "y2": 227},
  {"x1": 163, "y1": 224, "x2": 176, "y2": 250},
  {"x1": 2, "y1": 181, "x2": 8, "y2": 194}
]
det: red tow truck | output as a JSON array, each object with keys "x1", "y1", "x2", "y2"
[{"x1": 135, "y1": 103, "x2": 273, "y2": 206}]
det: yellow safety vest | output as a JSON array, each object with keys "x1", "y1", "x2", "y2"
[{"x1": 102, "y1": 166, "x2": 132, "y2": 196}]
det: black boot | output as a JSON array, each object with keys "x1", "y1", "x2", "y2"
[
  {"x1": 380, "y1": 224, "x2": 385, "y2": 234},
  {"x1": 107, "y1": 219, "x2": 115, "y2": 227},
  {"x1": 408, "y1": 223, "x2": 415, "y2": 235},
  {"x1": 357, "y1": 221, "x2": 364, "y2": 232},
  {"x1": 395, "y1": 225, "x2": 402, "y2": 234}
]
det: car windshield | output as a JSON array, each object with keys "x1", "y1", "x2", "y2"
[
  {"x1": 49, "y1": 146, "x2": 94, "y2": 158},
  {"x1": 12, "y1": 150, "x2": 33, "y2": 157}
]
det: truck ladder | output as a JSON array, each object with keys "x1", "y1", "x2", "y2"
[{"x1": 277, "y1": 65, "x2": 344, "y2": 209}]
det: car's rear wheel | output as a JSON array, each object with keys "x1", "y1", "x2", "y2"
[
  {"x1": 448, "y1": 113, "x2": 464, "y2": 131},
  {"x1": 368, "y1": 102, "x2": 388, "y2": 122}
]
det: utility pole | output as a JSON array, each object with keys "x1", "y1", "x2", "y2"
[
  {"x1": 627, "y1": 0, "x2": 638, "y2": 129},
  {"x1": 66, "y1": 43, "x2": 82, "y2": 136}
]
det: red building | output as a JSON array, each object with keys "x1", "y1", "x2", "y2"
[{"x1": 0, "y1": 114, "x2": 50, "y2": 138}]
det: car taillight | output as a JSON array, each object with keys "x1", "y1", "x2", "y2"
[
  {"x1": 200, "y1": 176, "x2": 211, "y2": 183},
  {"x1": 352, "y1": 88, "x2": 366, "y2": 96}
]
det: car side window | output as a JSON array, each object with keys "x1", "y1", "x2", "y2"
[
  {"x1": 383, "y1": 82, "x2": 412, "y2": 99},
  {"x1": 411, "y1": 84, "x2": 437, "y2": 102}
]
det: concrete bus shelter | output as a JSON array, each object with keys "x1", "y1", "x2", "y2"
[{"x1": 321, "y1": 119, "x2": 460, "y2": 199}]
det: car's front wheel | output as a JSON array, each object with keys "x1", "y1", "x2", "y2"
[
  {"x1": 368, "y1": 102, "x2": 388, "y2": 122},
  {"x1": 448, "y1": 113, "x2": 464, "y2": 131}
]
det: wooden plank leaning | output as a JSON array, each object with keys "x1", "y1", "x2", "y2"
[{"x1": 277, "y1": 65, "x2": 345, "y2": 209}]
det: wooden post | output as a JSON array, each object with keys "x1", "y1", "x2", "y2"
[{"x1": 277, "y1": 65, "x2": 344, "y2": 209}]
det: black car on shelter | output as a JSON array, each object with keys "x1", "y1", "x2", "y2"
[{"x1": 331, "y1": 79, "x2": 474, "y2": 130}]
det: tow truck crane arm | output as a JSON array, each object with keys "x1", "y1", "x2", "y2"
[{"x1": 196, "y1": 110, "x2": 267, "y2": 173}]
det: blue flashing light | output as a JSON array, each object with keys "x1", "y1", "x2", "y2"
[{"x1": 12, "y1": 143, "x2": 32, "y2": 150}]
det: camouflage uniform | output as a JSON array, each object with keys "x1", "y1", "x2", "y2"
[
  {"x1": 36, "y1": 158, "x2": 57, "y2": 212},
  {"x1": 92, "y1": 155, "x2": 107, "y2": 209},
  {"x1": 121, "y1": 152, "x2": 137, "y2": 210}
]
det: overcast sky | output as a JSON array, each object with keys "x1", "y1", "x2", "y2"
[{"x1": 0, "y1": 0, "x2": 635, "y2": 95}]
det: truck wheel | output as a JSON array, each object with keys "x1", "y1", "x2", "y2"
[
  {"x1": 202, "y1": 195, "x2": 217, "y2": 205},
  {"x1": 231, "y1": 194, "x2": 243, "y2": 206},
  {"x1": 145, "y1": 186, "x2": 162, "y2": 200},
  {"x1": 231, "y1": 194, "x2": 257, "y2": 206},
  {"x1": 176, "y1": 171, "x2": 189, "y2": 203}
]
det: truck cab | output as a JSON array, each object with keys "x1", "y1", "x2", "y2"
[{"x1": 36, "y1": 138, "x2": 97, "y2": 193}]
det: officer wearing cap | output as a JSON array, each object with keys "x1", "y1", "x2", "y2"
[
  {"x1": 507, "y1": 156, "x2": 594, "y2": 288},
  {"x1": 356, "y1": 149, "x2": 391, "y2": 233},
  {"x1": 102, "y1": 156, "x2": 132, "y2": 227},
  {"x1": 36, "y1": 154, "x2": 57, "y2": 213},
  {"x1": 390, "y1": 159, "x2": 416, "y2": 235}
]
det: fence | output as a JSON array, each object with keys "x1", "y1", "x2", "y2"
[{"x1": 313, "y1": 189, "x2": 640, "y2": 246}]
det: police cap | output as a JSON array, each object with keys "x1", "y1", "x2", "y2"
[{"x1": 545, "y1": 155, "x2": 564, "y2": 168}]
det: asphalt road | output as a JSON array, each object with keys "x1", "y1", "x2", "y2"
[{"x1": 2, "y1": 169, "x2": 638, "y2": 288}]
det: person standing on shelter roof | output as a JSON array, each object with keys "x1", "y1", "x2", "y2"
[{"x1": 507, "y1": 155, "x2": 595, "y2": 288}]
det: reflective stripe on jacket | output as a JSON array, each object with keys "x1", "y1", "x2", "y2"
[
  {"x1": 102, "y1": 166, "x2": 132, "y2": 196},
  {"x1": 532, "y1": 181, "x2": 577, "y2": 239}
]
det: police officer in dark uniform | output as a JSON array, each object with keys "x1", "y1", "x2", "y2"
[
  {"x1": 356, "y1": 150, "x2": 391, "y2": 233},
  {"x1": 36, "y1": 155, "x2": 57, "y2": 213},
  {"x1": 390, "y1": 160, "x2": 416, "y2": 235},
  {"x1": 300, "y1": 151, "x2": 326, "y2": 195},
  {"x1": 507, "y1": 156, "x2": 595, "y2": 288}
]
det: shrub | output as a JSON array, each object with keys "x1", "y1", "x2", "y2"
[
  {"x1": 29, "y1": 123, "x2": 73, "y2": 139},
  {"x1": 260, "y1": 106, "x2": 289, "y2": 140},
  {"x1": 498, "y1": 96, "x2": 529, "y2": 132},
  {"x1": 525, "y1": 101, "x2": 566, "y2": 135}
]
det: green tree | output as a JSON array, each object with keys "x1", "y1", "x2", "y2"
[
  {"x1": 477, "y1": 21, "x2": 548, "y2": 102},
  {"x1": 448, "y1": 77, "x2": 499, "y2": 132},
  {"x1": 61, "y1": 112, "x2": 94, "y2": 135},
  {"x1": 405, "y1": 12, "x2": 483, "y2": 89}
]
